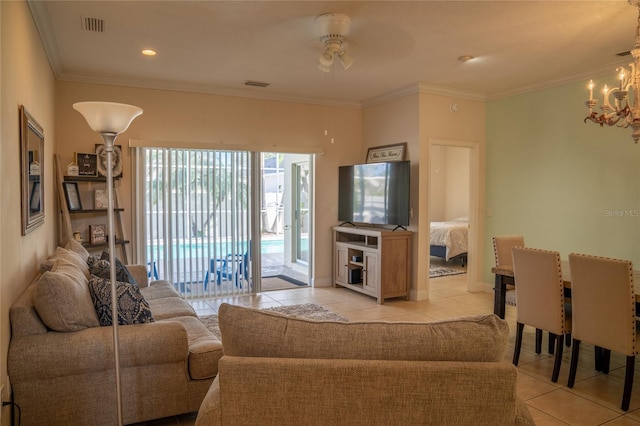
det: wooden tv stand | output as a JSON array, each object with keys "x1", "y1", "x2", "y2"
[{"x1": 332, "y1": 226, "x2": 412, "y2": 304}]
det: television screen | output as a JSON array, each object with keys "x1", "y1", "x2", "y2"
[{"x1": 338, "y1": 161, "x2": 410, "y2": 226}]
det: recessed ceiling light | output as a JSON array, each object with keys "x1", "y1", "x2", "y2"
[
  {"x1": 142, "y1": 49, "x2": 157, "y2": 56},
  {"x1": 457, "y1": 55, "x2": 474, "y2": 62}
]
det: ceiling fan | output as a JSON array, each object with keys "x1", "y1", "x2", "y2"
[{"x1": 315, "y1": 13, "x2": 354, "y2": 72}]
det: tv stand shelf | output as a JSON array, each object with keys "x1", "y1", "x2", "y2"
[{"x1": 332, "y1": 226, "x2": 412, "y2": 304}]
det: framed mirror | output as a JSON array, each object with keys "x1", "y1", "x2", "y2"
[{"x1": 20, "y1": 105, "x2": 45, "y2": 235}]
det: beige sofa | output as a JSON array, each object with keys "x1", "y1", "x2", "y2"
[
  {"x1": 196, "y1": 304, "x2": 534, "y2": 426},
  {"x1": 8, "y1": 241, "x2": 223, "y2": 425}
]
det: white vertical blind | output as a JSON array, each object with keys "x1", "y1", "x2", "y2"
[{"x1": 138, "y1": 148, "x2": 252, "y2": 298}]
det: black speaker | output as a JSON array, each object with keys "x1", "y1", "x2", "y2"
[{"x1": 348, "y1": 269, "x2": 362, "y2": 284}]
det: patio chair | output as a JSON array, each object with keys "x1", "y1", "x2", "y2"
[{"x1": 203, "y1": 244, "x2": 250, "y2": 289}]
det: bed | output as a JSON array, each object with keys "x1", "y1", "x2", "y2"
[{"x1": 430, "y1": 219, "x2": 469, "y2": 266}]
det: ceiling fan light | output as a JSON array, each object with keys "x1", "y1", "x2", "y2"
[
  {"x1": 318, "y1": 50, "x2": 334, "y2": 67},
  {"x1": 338, "y1": 51, "x2": 354, "y2": 70},
  {"x1": 317, "y1": 63, "x2": 332, "y2": 73}
]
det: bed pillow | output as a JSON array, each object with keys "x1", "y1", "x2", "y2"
[
  {"x1": 218, "y1": 304, "x2": 508, "y2": 362},
  {"x1": 88, "y1": 275, "x2": 154, "y2": 326}
]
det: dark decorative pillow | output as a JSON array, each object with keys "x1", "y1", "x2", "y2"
[
  {"x1": 88, "y1": 274, "x2": 154, "y2": 326},
  {"x1": 86, "y1": 255, "x2": 100, "y2": 270},
  {"x1": 89, "y1": 258, "x2": 111, "y2": 279},
  {"x1": 100, "y1": 251, "x2": 137, "y2": 285}
]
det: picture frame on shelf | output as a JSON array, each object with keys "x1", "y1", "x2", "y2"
[
  {"x1": 95, "y1": 144, "x2": 123, "y2": 178},
  {"x1": 94, "y1": 189, "x2": 108, "y2": 209},
  {"x1": 90, "y1": 224, "x2": 107, "y2": 245},
  {"x1": 62, "y1": 182, "x2": 82, "y2": 211},
  {"x1": 365, "y1": 142, "x2": 407, "y2": 163},
  {"x1": 76, "y1": 152, "x2": 98, "y2": 176}
]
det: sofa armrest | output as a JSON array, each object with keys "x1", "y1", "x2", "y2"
[
  {"x1": 8, "y1": 321, "x2": 189, "y2": 382},
  {"x1": 198, "y1": 357, "x2": 533, "y2": 426},
  {"x1": 127, "y1": 264, "x2": 149, "y2": 287}
]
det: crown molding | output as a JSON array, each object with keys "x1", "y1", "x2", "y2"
[
  {"x1": 361, "y1": 82, "x2": 487, "y2": 108},
  {"x1": 27, "y1": 0, "x2": 62, "y2": 79}
]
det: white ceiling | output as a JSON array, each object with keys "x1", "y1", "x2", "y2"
[{"x1": 28, "y1": 0, "x2": 639, "y2": 107}]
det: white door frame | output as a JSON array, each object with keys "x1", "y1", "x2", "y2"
[{"x1": 427, "y1": 139, "x2": 481, "y2": 293}]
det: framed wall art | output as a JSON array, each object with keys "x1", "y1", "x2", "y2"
[
  {"x1": 76, "y1": 152, "x2": 98, "y2": 176},
  {"x1": 62, "y1": 182, "x2": 83, "y2": 211},
  {"x1": 365, "y1": 142, "x2": 407, "y2": 163}
]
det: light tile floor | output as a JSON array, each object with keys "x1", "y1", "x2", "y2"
[{"x1": 135, "y1": 272, "x2": 640, "y2": 425}]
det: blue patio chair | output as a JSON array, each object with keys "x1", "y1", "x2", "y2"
[
  {"x1": 147, "y1": 261, "x2": 159, "y2": 280},
  {"x1": 203, "y1": 243, "x2": 250, "y2": 289}
]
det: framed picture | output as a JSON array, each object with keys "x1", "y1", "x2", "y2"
[
  {"x1": 90, "y1": 224, "x2": 107, "y2": 245},
  {"x1": 76, "y1": 152, "x2": 98, "y2": 176},
  {"x1": 62, "y1": 182, "x2": 83, "y2": 211},
  {"x1": 95, "y1": 144, "x2": 123, "y2": 178},
  {"x1": 366, "y1": 143, "x2": 407, "y2": 163},
  {"x1": 94, "y1": 189, "x2": 108, "y2": 209}
]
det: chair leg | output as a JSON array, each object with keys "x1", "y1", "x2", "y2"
[
  {"x1": 602, "y1": 349, "x2": 611, "y2": 374},
  {"x1": 567, "y1": 339, "x2": 581, "y2": 388},
  {"x1": 622, "y1": 355, "x2": 635, "y2": 411},
  {"x1": 513, "y1": 322, "x2": 524, "y2": 365},
  {"x1": 549, "y1": 332, "x2": 556, "y2": 355},
  {"x1": 535, "y1": 329, "x2": 542, "y2": 354},
  {"x1": 566, "y1": 333, "x2": 571, "y2": 347},
  {"x1": 551, "y1": 334, "x2": 564, "y2": 383},
  {"x1": 595, "y1": 346, "x2": 603, "y2": 372}
]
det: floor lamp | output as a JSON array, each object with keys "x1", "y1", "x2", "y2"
[{"x1": 73, "y1": 101, "x2": 143, "y2": 425}]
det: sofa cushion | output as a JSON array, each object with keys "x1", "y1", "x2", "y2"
[
  {"x1": 160, "y1": 316, "x2": 223, "y2": 380},
  {"x1": 41, "y1": 246, "x2": 90, "y2": 277},
  {"x1": 140, "y1": 281, "x2": 182, "y2": 300},
  {"x1": 148, "y1": 297, "x2": 197, "y2": 320},
  {"x1": 218, "y1": 303, "x2": 509, "y2": 362},
  {"x1": 88, "y1": 275, "x2": 154, "y2": 326},
  {"x1": 34, "y1": 259, "x2": 99, "y2": 332},
  {"x1": 100, "y1": 251, "x2": 137, "y2": 284}
]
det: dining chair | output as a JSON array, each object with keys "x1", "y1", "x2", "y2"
[
  {"x1": 492, "y1": 235, "x2": 525, "y2": 309},
  {"x1": 512, "y1": 247, "x2": 571, "y2": 382},
  {"x1": 567, "y1": 253, "x2": 637, "y2": 411}
]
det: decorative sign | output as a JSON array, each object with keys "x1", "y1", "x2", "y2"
[
  {"x1": 366, "y1": 143, "x2": 407, "y2": 163},
  {"x1": 76, "y1": 152, "x2": 98, "y2": 176},
  {"x1": 90, "y1": 224, "x2": 107, "y2": 245}
]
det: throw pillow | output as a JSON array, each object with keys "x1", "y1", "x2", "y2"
[
  {"x1": 88, "y1": 274, "x2": 154, "y2": 326},
  {"x1": 218, "y1": 303, "x2": 509, "y2": 362},
  {"x1": 100, "y1": 251, "x2": 137, "y2": 285},
  {"x1": 64, "y1": 239, "x2": 91, "y2": 261},
  {"x1": 89, "y1": 258, "x2": 111, "y2": 280},
  {"x1": 34, "y1": 258, "x2": 100, "y2": 332}
]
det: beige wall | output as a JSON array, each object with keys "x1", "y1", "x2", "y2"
[
  {"x1": 362, "y1": 94, "x2": 420, "y2": 295},
  {"x1": 55, "y1": 81, "x2": 362, "y2": 287},
  {"x1": 429, "y1": 145, "x2": 470, "y2": 222},
  {"x1": 0, "y1": 0, "x2": 57, "y2": 416}
]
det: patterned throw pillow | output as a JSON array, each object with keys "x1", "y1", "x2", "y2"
[
  {"x1": 100, "y1": 251, "x2": 137, "y2": 285},
  {"x1": 88, "y1": 274, "x2": 154, "y2": 326}
]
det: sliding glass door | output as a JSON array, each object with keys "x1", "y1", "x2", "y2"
[{"x1": 139, "y1": 148, "x2": 252, "y2": 298}]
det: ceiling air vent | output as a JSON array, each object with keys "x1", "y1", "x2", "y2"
[
  {"x1": 83, "y1": 17, "x2": 105, "y2": 33},
  {"x1": 616, "y1": 50, "x2": 631, "y2": 57},
  {"x1": 244, "y1": 80, "x2": 270, "y2": 88}
]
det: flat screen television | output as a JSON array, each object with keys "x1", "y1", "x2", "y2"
[{"x1": 338, "y1": 161, "x2": 410, "y2": 227}]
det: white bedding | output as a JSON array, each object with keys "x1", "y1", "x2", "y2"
[{"x1": 430, "y1": 221, "x2": 469, "y2": 260}]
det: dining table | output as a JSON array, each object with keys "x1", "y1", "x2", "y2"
[{"x1": 492, "y1": 261, "x2": 640, "y2": 319}]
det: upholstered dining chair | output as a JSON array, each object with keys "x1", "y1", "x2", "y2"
[
  {"x1": 492, "y1": 236, "x2": 525, "y2": 308},
  {"x1": 512, "y1": 247, "x2": 571, "y2": 383},
  {"x1": 567, "y1": 253, "x2": 637, "y2": 411}
]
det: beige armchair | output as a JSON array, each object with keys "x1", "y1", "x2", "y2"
[
  {"x1": 567, "y1": 253, "x2": 637, "y2": 411},
  {"x1": 512, "y1": 247, "x2": 571, "y2": 383}
]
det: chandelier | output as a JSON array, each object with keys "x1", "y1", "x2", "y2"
[{"x1": 584, "y1": 0, "x2": 640, "y2": 143}]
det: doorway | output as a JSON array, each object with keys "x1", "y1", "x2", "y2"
[
  {"x1": 428, "y1": 140, "x2": 480, "y2": 292},
  {"x1": 260, "y1": 153, "x2": 312, "y2": 291}
]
